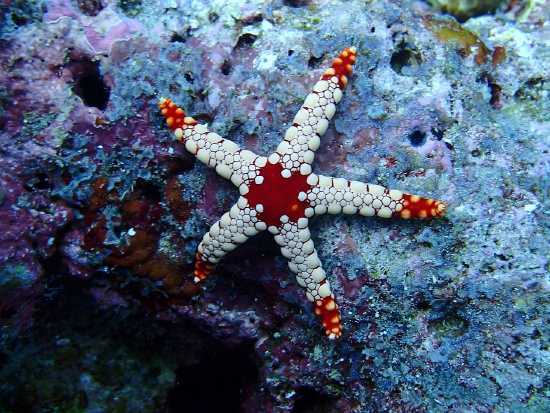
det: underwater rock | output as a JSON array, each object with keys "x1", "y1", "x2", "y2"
[{"x1": 0, "y1": 0, "x2": 549, "y2": 411}]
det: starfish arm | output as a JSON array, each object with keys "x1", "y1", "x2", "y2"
[
  {"x1": 158, "y1": 98, "x2": 269, "y2": 188},
  {"x1": 271, "y1": 221, "x2": 342, "y2": 339},
  {"x1": 274, "y1": 47, "x2": 358, "y2": 176},
  {"x1": 193, "y1": 196, "x2": 268, "y2": 282},
  {"x1": 306, "y1": 175, "x2": 447, "y2": 219}
]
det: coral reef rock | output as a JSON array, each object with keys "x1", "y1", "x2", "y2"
[{"x1": 0, "y1": 0, "x2": 549, "y2": 412}]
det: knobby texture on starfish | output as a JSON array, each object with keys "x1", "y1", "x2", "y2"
[{"x1": 159, "y1": 47, "x2": 446, "y2": 339}]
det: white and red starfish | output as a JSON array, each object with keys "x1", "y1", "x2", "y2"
[{"x1": 159, "y1": 47, "x2": 446, "y2": 339}]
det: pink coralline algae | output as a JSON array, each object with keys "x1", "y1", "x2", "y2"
[{"x1": 0, "y1": 0, "x2": 549, "y2": 412}]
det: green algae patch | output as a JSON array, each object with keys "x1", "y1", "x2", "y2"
[
  {"x1": 426, "y1": 0, "x2": 507, "y2": 22},
  {"x1": 0, "y1": 264, "x2": 35, "y2": 294},
  {"x1": 422, "y1": 15, "x2": 496, "y2": 65}
]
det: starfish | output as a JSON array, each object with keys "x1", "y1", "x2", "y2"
[{"x1": 158, "y1": 47, "x2": 446, "y2": 339}]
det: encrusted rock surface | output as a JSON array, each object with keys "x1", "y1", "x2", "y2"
[{"x1": 0, "y1": 0, "x2": 549, "y2": 411}]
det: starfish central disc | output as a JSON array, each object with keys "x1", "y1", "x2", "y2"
[{"x1": 244, "y1": 161, "x2": 312, "y2": 227}]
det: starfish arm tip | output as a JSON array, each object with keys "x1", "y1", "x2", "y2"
[
  {"x1": 315, "y1": 296, "x2": 343, "y2": 339},
  {"x1": 321, "y1": 47, "x2": 358, "y2": 89},
  {"x1": 393, "y1": 194, "x2": 447, "y2": 219},
  {"x1": 157, "y1": 97, "x2": 189, "y2": 132}
]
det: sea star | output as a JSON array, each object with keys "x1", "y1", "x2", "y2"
[{"x1": 159, "y1": 47, "x2": 446, "y2": 339}]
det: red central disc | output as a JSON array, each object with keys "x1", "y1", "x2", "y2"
[{"x1": 244, "y1": 162, "x2": 312, "y2": 227}]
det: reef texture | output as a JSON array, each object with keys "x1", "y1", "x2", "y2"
[{"x1": 0, "y1": 0, "x2": 549, "y2": 412}]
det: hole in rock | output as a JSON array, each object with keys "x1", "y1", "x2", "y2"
[
  {"x1": 390, "y1": 41, "x2": 422, "y2": 75},
  {"x1": 221, "y1": 60, "x2": 232, "y2": 76},
  {"x1": 284, "y1": 0, "x2": 311, "y2": 7},
  {"x1": 73, "y1": 66, "x2": 110, "y2": 110},
  {"x1": 308, "y1": 53, "x2": 326, "y2": 69},
  {"x1": 77, "y1": 0, "x2": 104, "y2": 16},
  {"x1": 235, "y1": 33, "x2": 257, "y2": 48},
  {"x1": 408, "y1": 129, "x2": 427, "y2": 147},
  {"x1": 292, "y1": 386, "x2": 336, "y2": 413},
  {"x1": 167, "y1": 343, "x2": 258, "y2": 413}
]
